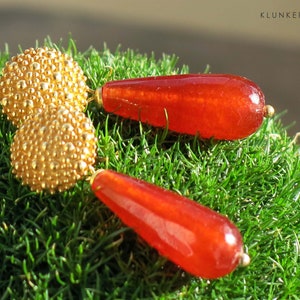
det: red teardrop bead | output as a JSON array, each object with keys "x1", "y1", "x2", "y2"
[
  {"x1": 101, "y1": 74, "x2": 265, "y2": 140},
  {"x1": 91, "y1": 169, "x2": 246, "y2": 279}
]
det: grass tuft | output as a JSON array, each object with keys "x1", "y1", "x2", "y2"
[{"x1": 0, "y1": 37, "x2": 299, "y2": 299}]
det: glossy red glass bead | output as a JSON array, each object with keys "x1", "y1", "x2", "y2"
[
  {"x1": 100, "y1": 74, "x2": 267, "y2": 140},
  {"x1": 91, "y1": 169, "x2": 248, "y2": 279}
]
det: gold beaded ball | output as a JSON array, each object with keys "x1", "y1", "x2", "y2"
[
  {"x1": 0, "y1": 47, "x2": 89, "y2": 127},
  {"x1": 10, "y1": 105, "x2": 97, "y2": 193}
]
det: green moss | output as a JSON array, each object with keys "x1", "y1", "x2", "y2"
[{"x1": 0, "y1": 37, "x2": 299, "y2": 299}]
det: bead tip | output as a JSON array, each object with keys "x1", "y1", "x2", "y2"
[
  {"x1": 94, "y1": 88, "x2": 103, "y2": 107},
  {"x1": 239, "y1": 252, "x2": 251, "y2": 267},
  {"x1": 264, "y1": 105, "x2": 275, "y2": 118}
]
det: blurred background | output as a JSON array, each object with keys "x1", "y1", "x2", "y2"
[{"x1": 1, "y1": 0, "x2": 299, "y2": 136}]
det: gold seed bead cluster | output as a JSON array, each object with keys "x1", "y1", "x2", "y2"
[
  {"x1": 0, "y1": 47, "x2": 89, "y2": 127},
  {"x1": 0, "y1": 47, "x2": 98, "y2": 193},
  {"x1": 10, "y1": 105, "x2": 97, "y2": 194}
]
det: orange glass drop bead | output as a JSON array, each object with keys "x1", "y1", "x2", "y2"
[
  {"x1": 91, "y1": 169, "x2": 249, "y2": 279},
  {"x1": 100, "y1": 74, "x2": 266, "y2": 140}
]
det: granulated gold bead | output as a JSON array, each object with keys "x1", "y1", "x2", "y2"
[
  {"x1": 10, "y1": 105, "x2": 97, "y2": 193},
  {"x1": 0, "y1": 47, "x2": 89, "y2": 127}
]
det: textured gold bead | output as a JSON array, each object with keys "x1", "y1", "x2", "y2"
[
  {"x1": 0, "y1": 47, "x2": 89, "y2": 127},
  {"x1": 10, "y1": 105, "x2": 97, "y2": 193}
]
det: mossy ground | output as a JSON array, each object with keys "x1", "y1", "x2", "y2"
[{"x1": 0, "y1": 38, "x2": 299, "y2": 299}]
